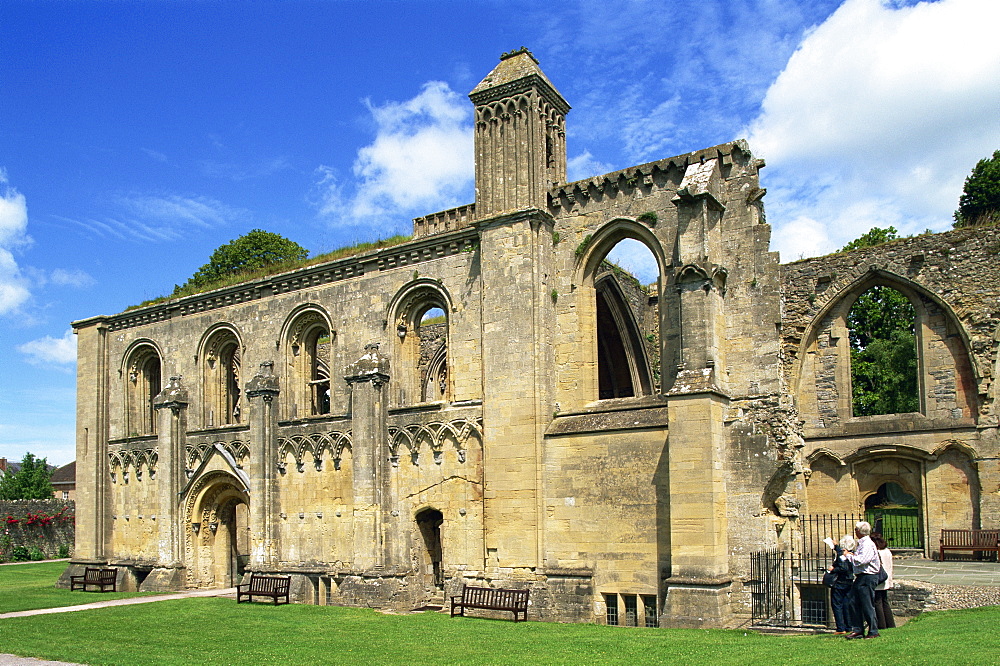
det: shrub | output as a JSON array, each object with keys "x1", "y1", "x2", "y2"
[{"x1": 28, "y1": 547, "x2": 46, "y2": 561}]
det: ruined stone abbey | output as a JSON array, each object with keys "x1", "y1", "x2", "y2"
[{"x1": 65, "y1": 50, "x2": 1000, "y2": 628}]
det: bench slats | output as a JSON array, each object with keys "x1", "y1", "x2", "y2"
[
  {"x1": 70, "y1": 567, "x2": 117, "y2": 592},
  {"x1": 450, "y1": 585, "x2": 529, "y2": 622},
  {"x1": 940, "y1": 529, "x2": 1000, "y2": 561},
  {"x1": 236, "y1": 573, "x2": 291, "y2": 605}
]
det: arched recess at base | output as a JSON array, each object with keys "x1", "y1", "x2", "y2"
[{"x1": 184, "y1": 471, "x2": 250, "y2": 588}]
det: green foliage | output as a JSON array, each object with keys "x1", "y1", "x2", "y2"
[
  {"x1": 0, "y1": 453, "x2": 54, "y2": 500},
  {"x1": 575, "y1": 234, "x2": 592, "y2": 258},
  {"x1": 849, "y1": 285, "x2": 919, "y2": 416},
  {"x1": 954, "y1": 149, "x2": 1000, "y2": 227},
  {"x1": 637, "y1": 211, "x2": 658, "y2": 226},
  {"x1": 173, "y1": 229, "x2": 308, "y2": 295},
  {"x1": 551, "y1": 230, "x2": 560, "y2": 244},
  {"x1": 839, "y1": 226, "x2": 900, "y2": 252},
  {"x1": 550, "y1": 288, "x2": 558, "y2": 304},
  {"x1": 130, "y1": 234, "x2": 411, "y2": 309},
  {"x1": 57, "y1": 544, "x2": 70, "y2": 558}
]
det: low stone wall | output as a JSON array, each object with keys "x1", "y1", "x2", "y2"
[{"x1": 1, "y1": 499, "x2": 75, "y2": 561}]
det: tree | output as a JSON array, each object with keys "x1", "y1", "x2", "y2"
[
  {"x1": 0, "y1": 453, "x2": 54, "y2": 500},
  {"x1": 839, "y1": 226, "x2": 899, "y2": 252},
  {"x1": 173, "y1": 229, "x2": 308, "y2": 294},
  {"x1": 837, "y1": 229, "x2": 919, "y2": 416},
  {"x1": 954, "y1": 149, "x2": 1000, "y2": 227},
  {"x1": 848, "y1": 285, "x2": 919, "y2": 416}
]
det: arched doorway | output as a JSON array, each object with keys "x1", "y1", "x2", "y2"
[
  {"x1": 864, "y1": 481, "x2": 922, "y2": 549},
  {"x1": 186, "y1": 471, "x2": 250, "y2": 588},
  {"x1": 415, "y1": 508, "x2": 444, "y2": 594}
]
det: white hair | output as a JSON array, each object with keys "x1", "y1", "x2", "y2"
[
  {"x1": 840, "y1": 535, "x2": 857, "y2": 551},
  {"x1": 855, "y1": 521, "x2": 872, "y2": 536}
]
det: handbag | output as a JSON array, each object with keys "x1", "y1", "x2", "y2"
[
  {"x1": 875, "y1": 556, "x2": 888, "y2": 586},
  {"x1": 822, "y1": 570, "x2": 837, "y2": 588}
]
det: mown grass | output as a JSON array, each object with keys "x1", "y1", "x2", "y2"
[
  {"x1": 0, "y1": 561, "x2": 151, "y2": 614},
  {"x1": 1, "y1": 563, "x2": 998, "y2": 665}
]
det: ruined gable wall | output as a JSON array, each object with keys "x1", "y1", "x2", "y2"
[
  {"x1": 781, "y1": 227, "x2": 1000, "y2": 428},
  {"x1": 780, "y1": 227, "x2": 1000, "y2": 532}
]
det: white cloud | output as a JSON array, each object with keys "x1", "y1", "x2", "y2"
[
  {"x1": 567, "y1": 151, "x2": 615, "y2": 182},
  {"x1": 747, "y1": 0, "x2": 1000, "y2": 259},
  {"x1": 315, "y1": 81, "x2": 474, "y2": 231},
  {"x1": 18, "y1": 329, "x2": 77, "y2": 367},
  {"x1": 0, "y1": 170, "x2": 31, "y2": 315},
  {"x1": 49, "y1": 268, "x2": 96, "y2": 288}
]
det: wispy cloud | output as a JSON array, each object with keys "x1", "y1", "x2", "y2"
[
  {"x1": 533, "y1": 0, "x2": 834, "y2": 164},
  {"x1": 18, "y1": 328, "x2": 77, "y2": 368},
  {"x1": 200, "y1": 156, "x2": 292, "y2": 181},
  {"x1": 0, "y1": 169, "x2": 32, "y2": 315},
  {"x1": 314, "y1": 81, "x2": 474, "y2": 232},
  {"x1": 747, "y1": 0, "x2": 1000, "y2": 260},
  {"x1": 56, "y1": 194, "x2": 249, "y2": 243}
]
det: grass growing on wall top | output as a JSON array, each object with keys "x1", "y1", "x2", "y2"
[{"x1": 127, "y1": 234, "x2": 412, "y2": 311}]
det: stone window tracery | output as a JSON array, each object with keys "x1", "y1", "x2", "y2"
[
  {"x1": 124, "y1": 344, "x2": 161, "y2": 437},
  {"x1": 202, "y1": 328, "x2": 243, "y2": 427},
  {"x1": 283, "y1": 308, "x2": 334, "y2": 419},
  {"x1": 391, "y1": 283, "x2": 450, "y2": 407}
]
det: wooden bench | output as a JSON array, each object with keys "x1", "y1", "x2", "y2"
[
  {"x1": 70, "y1": 567, "x2": 118, "y2": 592},
  {"x1": 940, "y1": 529, "x2": 1000, "y2": 561},
  {"x1": 450, "y1": 585, "x2": 529, "y2": 622},
  {"x1": 236, "y1": 573, "x2": 291, "y2": 605}
]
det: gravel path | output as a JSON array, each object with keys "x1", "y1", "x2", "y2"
[{"x1": 923, "y1": 583, "x2": 1000, "y2": 611}]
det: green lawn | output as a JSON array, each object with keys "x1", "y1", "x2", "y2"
[
  {"x1": 1, "y1": 563, "x2": 998, "y2": 665},
  {"x1": 0, "y1": 561, "x2": 152, "y2": 614}
]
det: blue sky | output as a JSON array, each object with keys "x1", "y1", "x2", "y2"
[{"x1": 1, "y1": 0, "x2": 998, "y2": 466}]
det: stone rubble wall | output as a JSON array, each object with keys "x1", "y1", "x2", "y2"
[
  {"x1": 0, "y1": 499, "x2": 75, "y2": 560},
  {"x1": 780, "y1": 226, "x2": 1000, "y2": 423}
]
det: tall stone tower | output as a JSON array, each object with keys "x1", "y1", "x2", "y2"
[{"x1": 469, "y1": 48, "x2": 570, "y2": 216}]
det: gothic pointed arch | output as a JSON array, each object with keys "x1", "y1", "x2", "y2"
[
  {"x1": 793, "y1": 269, "x2": 979, "y2": 429},
  {"x1": 387, "y1": 279, "x2": 453, "y2": 406},
  {"x1": 121, "y1": 340, "x2": 163, "y2": 437},
  {"x1": 279, "y1": 304, "x2": 335, "y2": 419},
  {"x1": 197, "y1": 323, "x2": 244, "y2": 428},
  {"x1": 576, "y1": 218, "x2": 665, "y2": 402}
]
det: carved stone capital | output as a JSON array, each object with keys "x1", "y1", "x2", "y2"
[
  {"x1": 245, "y1": 360, "x2": 280, "y2": 400},
  {"x1": 345, "y1": 342, "x2": 391, "y2": 386},
  {"x1": 153, "y1": 376, "x2": 189, "y2": 411}
]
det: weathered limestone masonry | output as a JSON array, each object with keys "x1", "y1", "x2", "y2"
[
  {"x1": 781, "y1": 228, "x2": 1000, "y2": 550},
  {"x1": 64, "y1": 49, "x2": 1000, "y2": 628}
]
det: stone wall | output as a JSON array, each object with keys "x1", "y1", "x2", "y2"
[{"x1": 1, "y1": 499, "x2": 75, "y2": 560}]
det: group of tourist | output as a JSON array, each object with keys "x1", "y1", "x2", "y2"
[{"x1": 827, "y1": 521, "x2": 895, "y2": 639}]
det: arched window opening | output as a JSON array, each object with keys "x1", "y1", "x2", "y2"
[
  {"x1": 418, "y1": 307, "x2": 447, "y2": 402},
  {"x1": 864, "y1": 481, "x2": 921, "y2": 549},
  {"x1": 594, "y1": 238, "x2": 659, "y2": 399},
  {"x1": 848, "y1": 285, "x2": 919, "y2": 416},
  {"x1": 126, "y1": 347, "x2": 161, "y2": 437},
  {"x1": 307, "y1": 329, "x2": 331, "y2": 416},
  {"x1": 391, "y1": 285, "x2": 450, "y2": 407},
  {"x1": 284, "y1": 309, "x2": 335, "y2": 419},
  {"x1": 203, "y1": 330, "x2": 242, "y2": 427}
]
